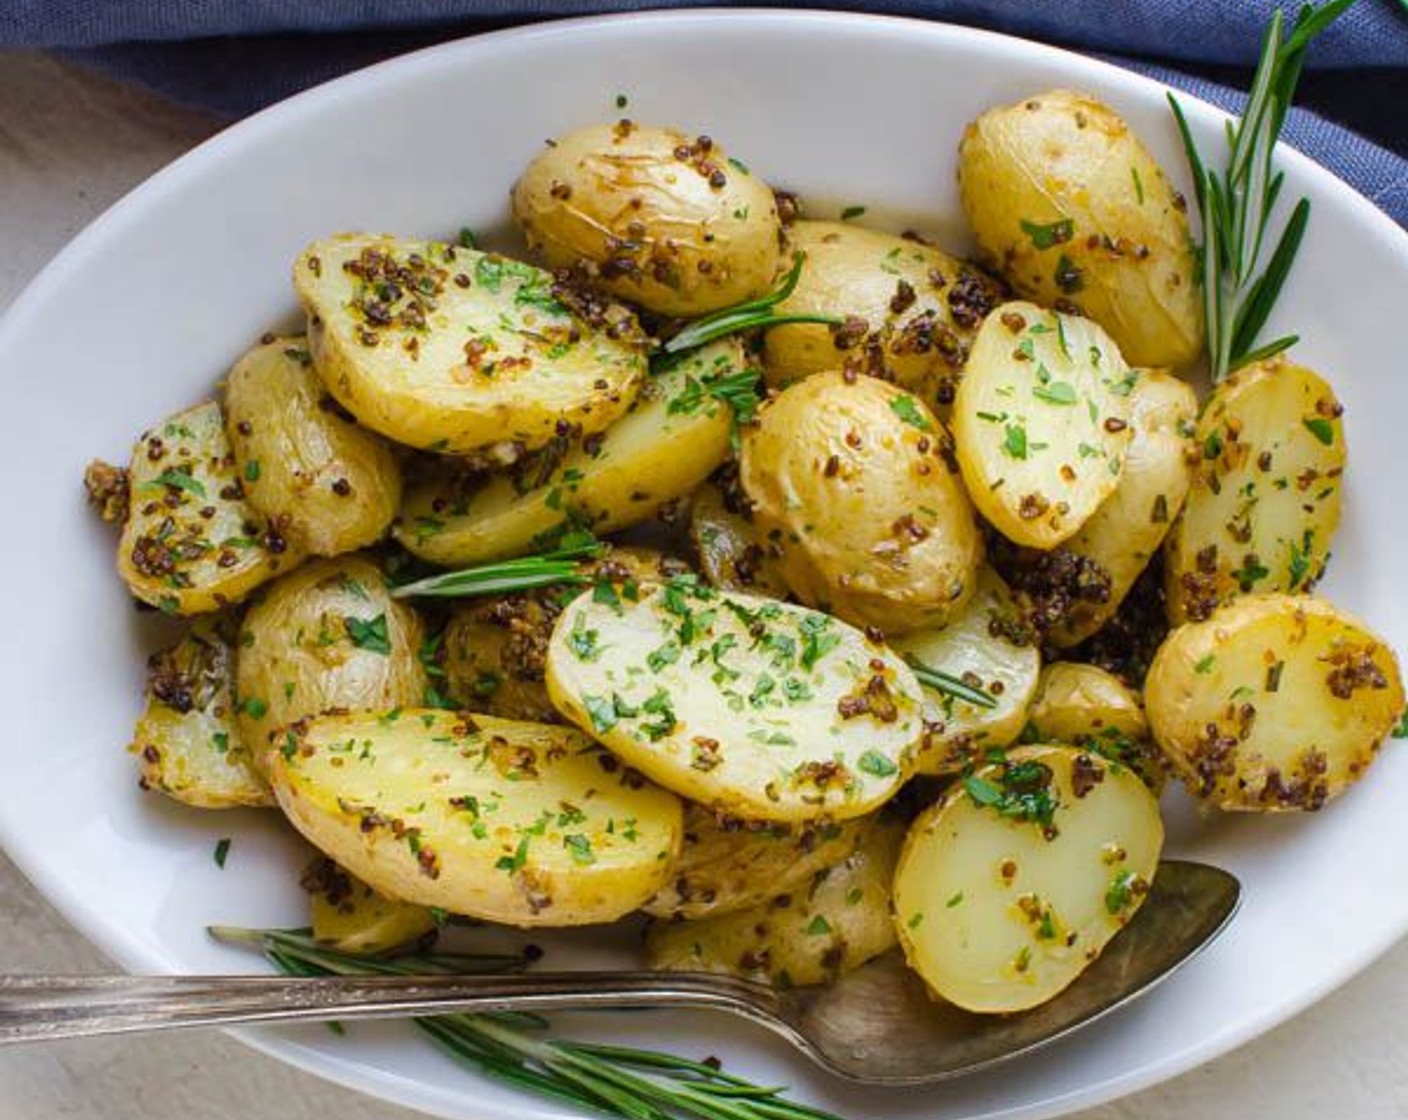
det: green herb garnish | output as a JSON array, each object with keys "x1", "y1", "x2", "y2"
[
  {"x1": 904, "y1": 657, "x2": 998, "y2": 710},
  {"x1": 344, "y1": 613, "x2": 391, "y2": 656},
  {"x1": 391, "y1": 536, "x2": 603, "y2": 600}
]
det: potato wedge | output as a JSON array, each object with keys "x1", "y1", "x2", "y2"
[
  {"x1": 117, "y1": 401, "x2": 302, "y2": 614},
  {"x1": 1145, "y1": 594, "x2": 1404, "y2": 811},
  {"x1": 894, "y1": 744, "x2": 1163, "y2": 1013},
  {"x1": 642, "y1": 806, "x2": 864, "y2": 921},
  {"x1": 739, "y1": 370, "x2": 982, "y2": 633},
  {"x1": 1164, "y1": 357, "x2": 1344, "y2": 624},
  {"x1": 295, "y1": 234, "x2": 646, "y2": 457},
  {"x1": 303, "y1": 858, "x2": 437, "y2": 954},
  {"x1": 889, "y1": 568, "x2": 1041, "y2": 775},
  {"x1": 688, "y1": 477, "x2": 790, "y2": 598},
  {"x1": 1045, "y1": 369, "x2": 1196, "y2": 645},
  {"x1": 762, "y1": 222, "x2": 1003, "y2": 405},
  {"x1": 647, "y1": 814, "x2": 904, "y2": 986},
  {"x1": 1028, "y1": 662, "x2": 1164, "y2": 791},
  {"x1": 512, "y1": 121, "x2": 782, "y2": 317},
  {"x1": 395, "y1": 339, "x2": 743, "y2": 566},
  {"x1": 224, "y1": 336, "x2": 401, "y2": 556},
  {"x1": 546, "y1": 578, "x2": 923, "y2": 821},
  {"x1": 235, "y1": 555, "x2": 427, "y2": 770},
  {"x1": 269, "y1": 710, "x2": 683, "y2": 926},
  {"x1": 129, "y1": 615, "x2": 272, "y2": 809},
  {"x1": 953, "y1": 302, "x2": 1133, "y2": 549},
  {"x1": 958, "y1": 90, "x2": 1202, "y2": 369}
]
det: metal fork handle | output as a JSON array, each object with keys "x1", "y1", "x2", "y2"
[{"x1": 0, "y1": 971, "x2": 784, "y2": 1045}]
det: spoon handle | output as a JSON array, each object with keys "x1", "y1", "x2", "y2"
[{"x1": 0, "y1": 971, "x2": 779, "y2": 1044}]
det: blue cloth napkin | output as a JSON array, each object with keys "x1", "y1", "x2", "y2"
[{"x1": 5, "y1": 0, "x2": 1406, "y2": 225}]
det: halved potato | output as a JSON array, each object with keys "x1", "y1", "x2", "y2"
[
  {"x1": 270, "y1": 710, "x2": 684, "y2": 926},
  {"x1": 642, "y1": 806, "x2": 864, "y2": 920},
  {"x1": 395, "y1": 339, "x2": 743, "y2": 566},
  {"x1": 889, "y1": 568, "x2": 1041, "y2": 775},
  {"x1": 545, "y1": 578, "x2": 923, "y2": 821},
  {"x1": 1028, "y1": 662, "x2": 1164, "y2": 791},
  {"x1": 1164, "y1": 357, "x2": 1345, "y2": 624},
  {"x1": 1046, "y1": 369, "x2": 1196, "y2": 645},
  {"x1": 688, "y1": 478, "x2": 791, "y2": 598},
  {"x1": 117, "y1": 401, "x2": 302, "y2": 614},
  {"x1": 224, "y1": 336, "x2": 402, "y2": 556},
  {"x1": 304, "y1": 858, "x2": 437, "y2": 954},
  {"x1": 295, "y1": 234, "x2": 646, "y2": 457},
  {"x1": 646, "y1": 814, "x2": 904, "y2": 986},
  {"x1": 894, "y1": 744, "x2": 1163, "y2": 1013},
  {"x1": 1145, "y1": 594, "x2": 1404, "y2": 811},
  {"x1": 953, "y1": 302, "x2": 1133, "y2": 549},
  {"x1": 129, "y1": 615, "x2": 272, "y2": 808},
  {"x1": 763, "y1": 222, "x2": 1003, "y2": 405}
]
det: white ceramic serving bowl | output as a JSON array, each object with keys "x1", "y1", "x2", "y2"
[{"x1": 1, "y1": 10, "x2": 1404, "y2": 1120}]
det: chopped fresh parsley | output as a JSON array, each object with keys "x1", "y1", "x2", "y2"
[
  {"x1": 213, "y1": 838, "x2": 231, "y2": 868},
  {"x1": 344, "y1": 613, "x2": 391, "y2": 655},
  {"x1": 1302, "y1": 417, "x2": 1335, "y2": 446},
  {"x1": 1019, "y1": 217, "x2": 1075, "y2": 250},
  {"x1": 857, "y1": 750, "x2": 898, "y2": 778},
  {"x1": 889, "y1": 395, "x2": 934, "y2": 432}
]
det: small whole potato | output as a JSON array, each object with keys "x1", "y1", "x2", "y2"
[
  {"x1": 959, "y1": 90, "x2": 1202, "y2": 369},
  {"x1": 225, "y1": 336, "x2": 401, "y2": 557},
  {"x1": 512, "y1": 121, "x2": 782, "y2": 317},
  {"x1": 739, "y1": 372, "x2": 982, "y2": 633}
]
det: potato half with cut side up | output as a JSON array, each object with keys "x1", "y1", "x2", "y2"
[
  {"x1": 958, "y1": 89, "x2": 1202, "y2": 369},
  {"x1": 395, "y1": 339, "x2": 743, "y2": 567},
  {"x1": 893, "y1": 744, "x2": 1163, "y2": 1013},
  {"x1": 953, "y1": 301, "x2": 1133, "y2": 550},
  {"x1": 270, "y1": 710, "x2": 684, "y2": 927},
  {"x1": 295, "y1": 234, "x2": 646, "y2": 458},
  {"x1": 1144, "y1": 594, "x2": 1404, "y2": 811},
  {"x1": 545, "y1": 578, "x2": 924, "y2": 822},
  {"x1": 1028, "y1": 662, "x2": 1164, "y2": 792},
  {"x1": 646, "y1": 813, "x2": 904, "y2": 987},
  {"x1": 739, "y1": 371, "x2": 982, "y2": 634},
  {"x1": 117, "y1": 400, "x2": 303, "y2": 615},
  {"x1": 1163, "y1": 357, "x2": 1345, "y2": 625},
  {"x1": 688, "y1": 478, "x2": 791, "y2": 599},
  {"x1": 512, "y1": 121, "x2": 782, "y2": 317},
  {"x1": 304, "y1": 858, "x2": 438, "y2": 955}
]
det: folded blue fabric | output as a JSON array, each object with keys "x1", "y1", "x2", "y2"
[{"x1": 6, "y1": 0, "x2": 1405, "y2": 224}]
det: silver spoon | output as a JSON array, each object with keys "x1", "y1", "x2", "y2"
[{"x1": 0, "y1": 859, "x2": 1237, "y2": 1084}]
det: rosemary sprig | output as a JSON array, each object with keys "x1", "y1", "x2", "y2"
[
  {"x1": 663, "y1": 254, "x2": 842, "y2": 355},
  {"x1": 391, "y1": 534, "x2": 603, "y2": 600},
  {"x1": 904, "y1": 657, "x2": 999, "y2": 710},
  {"x1": 1169, "y1": 0, "x2": 1353, "y2": 382},
  {"x1": 211, "y1": 925, "x2": 845, "y2": 1120}
]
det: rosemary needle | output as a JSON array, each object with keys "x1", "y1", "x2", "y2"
[{"x1": 663, "y1": 253, "x2": 842, "y2": 355}]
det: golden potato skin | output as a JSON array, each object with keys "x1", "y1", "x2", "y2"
[
  {"x1": 1145, "y1": 595, "x2": 1404, "y2": 812},
  {"x1": 224, "y1": 336, "x2": 401, "y2": 556},
  {"x1": 1164, "y1": 357, "x2": 1344, "y2": 625},
  {"x1": 512, "y1": 121, "x2": 781, "y2": 317},
  {"x1": 688, "y1": 477, "x2": 790, "y2": 598},
  {"x1": 1028, "y1": 662, "x2": 1165, "y2": 792},
  {"x1": 304, "y1": 858, "x2": 437, "y2": 954},
  {"x1": 739, "y1": 372, "x2": 982, "y2": 633},
  {"x1": 235, "y1": 555, "x2": 427, "y2": 769},
  {"x1": 118, "y1": 401, "x2": 303, "y2": 614},
  {"x1": 763, "y1": 222, "x2": 1003, "y2": 405},
  {"x1": 959, "y1": 90, "x2": 1202, "y2": 369}
]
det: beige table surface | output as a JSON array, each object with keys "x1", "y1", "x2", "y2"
[{"x1": 2, "y1": 48, "x2": 1406, "y2": 1120}]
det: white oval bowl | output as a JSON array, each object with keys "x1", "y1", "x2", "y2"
[{"x1": 1, "y1": 10, "x2": 1405, "y2": 1120}]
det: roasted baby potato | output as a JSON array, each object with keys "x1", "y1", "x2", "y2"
[
  {"x1": 763, "y1": 221, "x2": 1003, "y2": 405},
  {"x1": 1164, "y1": 357, "x2": 1344, "y2": 625},
  {"x1": 688, "y1": 477, "x2": 790, "y2": 598},
  {"x1": 958, "y1": 89, "x2": 1202, "y2": 369},
  {"x1": 295, "y1": 234, "x2": 646, "y2": 458},
  {"x1": 1144, "y1": 594, "x2": 1404, "y2": 811},
  {"x1": 269, "y1": 710, "x2": 684, "y2": 926},
  {"x1": 1028, "y1": 662, "x2": 1164, "y2": 791},
  {"x1": 1043, "y1": 369, "x2": 1196, "y2": 645},
  {"x1": 224, "y1": 336, "x2": 401, "y2": 556},
  {"x1": 129, "y1": 615, "x2": 272, "y2": 808},
  {"x1": 889, "y1": 568, "x2": 1041, "y2": 774},
  {"x1": 546, "y1": 578, "x2": 924, "y2": 822},
  {"x1": 303, "y1": 858, "x2": 437, "y2": 954},
  {"x1": 894, "y1": 744, "x2": 1163, "y2": 1013},
  {"x1": 234, "y1": 555, "x2": 427, "y2": 769},
  {"x1": 117, "y1": 400, "x2": 302, "y2": 614},
  {"x1": 647, "y1": 814, "x2": 904, "y2": 986},
  {"x1": 642, "y1": 806, "x2": 864, "y2": 921},
  {"x1": 739, "y1": 371, "x2": 982, "y2": 633},
  {"x1": 396, "y1": 339, "x2": 743, "y2": 567},
  {"x1": 512, "y1": 121, "x2": 782, "y2": 317},
  {"x1": 952, "y1": 302, "x2": 1133, "y2": 550}
]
